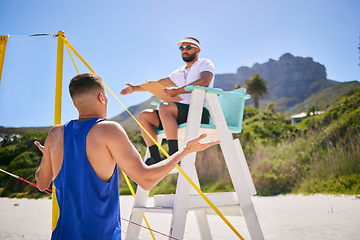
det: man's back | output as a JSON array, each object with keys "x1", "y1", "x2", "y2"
[
  {"x1": 51, "y1": 118, "x2": 121, "y2": 240},
  {"x1": 47, "y1": 120, "x2": 118, "y2": 182}
]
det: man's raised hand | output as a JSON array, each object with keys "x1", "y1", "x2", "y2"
[
  {"x1": 34, "y1": 141, "x2": 44, "y2": 154},
  {"x1": 184, "y1": 133, "x2": 221, "y2": 154}
]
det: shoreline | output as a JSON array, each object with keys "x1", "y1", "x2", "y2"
[{"x1": 0, "y1": 194, "x2": 359, "y2": 239}]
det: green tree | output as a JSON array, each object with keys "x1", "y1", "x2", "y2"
[
  {"x1": 266, "y1": 102, "x2": 276, "y2": 113},
  {"x1": 234, "y1": 84, "x2": 241, "y2": 89},
  {"x1": 245, "y1": 74, "x2": 269, "y2": 109},
  {"x1": 307, "y1": 105, "x2": 316, "y2": 117}
]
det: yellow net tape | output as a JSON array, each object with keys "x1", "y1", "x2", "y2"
[{"x1": 63, "y1": 38, "x2": 244, "y2": 240}]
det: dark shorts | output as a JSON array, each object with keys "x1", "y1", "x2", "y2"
[{"x1": 154, "y1": 102, "x2": 210, "y2": 130}]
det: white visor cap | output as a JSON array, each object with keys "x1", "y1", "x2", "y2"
[{"x1": 176, "y1": 37, "x2": 201, "y2": 49}]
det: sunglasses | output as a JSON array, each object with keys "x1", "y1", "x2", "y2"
[{"x1": 179, "y1": 45, "x2": 198, "y2": 51}]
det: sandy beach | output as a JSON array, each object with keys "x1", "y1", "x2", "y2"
[{"x1": 0, "y1": 194, "x2": 359, "y2": 240}]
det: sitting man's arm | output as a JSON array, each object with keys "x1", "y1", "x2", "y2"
[
  {"x1": 120, "y1": 83, "x2": 146, "y2": 95},
  {"x1": 163, "y1": 71, "x2": 213, "y2": 97},
  {"x1": 104, "y1": 121, "x2": 219, "y2": 190},
  {"x1": 120, "y1": 77, "x2": 174, "y2": 95}
]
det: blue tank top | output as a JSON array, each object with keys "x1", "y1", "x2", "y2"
[{"x1": 52, "y1": 118, "x2": 121, "y2": 240}]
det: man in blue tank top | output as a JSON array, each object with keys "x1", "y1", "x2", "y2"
[{"x1": 34, "y1": 73, "x2": 220, "y2": 239}]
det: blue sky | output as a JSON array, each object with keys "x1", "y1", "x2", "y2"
[{"x1": 0, "y1": 0, "x2": 359, "y2": 127}]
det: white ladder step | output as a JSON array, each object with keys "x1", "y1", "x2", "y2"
[
  {"x1": 155, "y1": 192, "x2": 238, "y2": 207},
  {"x1": 132, "y1": 192, "x2": 243, "y2": 216},
  {"x1": 132, "y1": 205, "x2": 242, "y2": 216},
  {"x1": 132, "y1": 206, "x2": 173, "y2": 214}
]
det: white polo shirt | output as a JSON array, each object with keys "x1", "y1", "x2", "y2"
[{"x1": 168, "y1": 58, "x2": 215, "y2": 104}]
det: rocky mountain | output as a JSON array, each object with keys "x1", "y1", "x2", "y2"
[{"x1": 214, "y1": 53, "x2": 339, "y2": 112}]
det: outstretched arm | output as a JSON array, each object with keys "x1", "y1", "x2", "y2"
[
  {"x1": 105, "y1": 122, "x2": 220, "y2": 190},
  {"x1": 136, "y1": 133, "x2": 220, "y2": 190},
  {"x1": 120, "y1": 83, "x2": 145, "y2": 95},
  {"x1": 120, "y1": 77, "x2": 174, "y2": 95}
]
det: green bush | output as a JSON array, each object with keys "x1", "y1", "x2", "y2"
[
  {"x1": 295, "y1": 174, "x2": 360, "y2": 195},
  {"x1": 7, "y1": 151, "x2": 40, "y2": 172}
]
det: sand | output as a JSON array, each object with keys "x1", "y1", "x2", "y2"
[{"x1": 0, "y1": 194, "x2": 359, "y2": 240}]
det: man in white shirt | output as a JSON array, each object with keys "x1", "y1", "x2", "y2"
[{"x1": 120, "y1": 37, "x2": 215, "y2": 165}]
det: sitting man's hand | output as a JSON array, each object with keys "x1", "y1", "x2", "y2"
[
  {"x1": 120, "y1": 83, "x2": 135, "y2": 95},
  {"x1": 163, "y1": 87, "x2": 182, "y2": 97}
]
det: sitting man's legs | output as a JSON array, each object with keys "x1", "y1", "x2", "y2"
[
  {"x1": 139, "y1": 103, "x2": 179, "y2": 166},
  {"x1": 139, "y1": 109, "x2": 162, "y2": 165},
  {"x1": 159, "y1": 102, "x2": 211, "y2": 157},
  {"x1": 158, "y1": 102, "x2": 180, "y2": 156},
  {"x1": 139, "y1": 102, "x2": 210, "y2": 166}
]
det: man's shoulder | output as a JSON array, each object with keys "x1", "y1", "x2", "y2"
[
  {"x1": 45, "y1": 124, "x2": 64, "y2": 144},
  {"x1": 197, "y1": 58, "x2": 214, "y2": 66},
  {"x1": 196, "y1": 58, "x2": 215, "y2": 72},
  {"x1": 89, "y1": 120, "x2": 128, "y2": 144},
  {"x1": 198, "y1": 58, "x2": 213, "y2": 63},
  {"x1": 48, "y1": 124, "x2": 64, "y2": 136},
  {"x1": 93, "y1": 120, "x2": 125, "y2": 134}
]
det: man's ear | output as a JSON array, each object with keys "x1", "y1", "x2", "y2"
[{"x1": 98, "y1": 92, "x2": 106, "y2": 104}]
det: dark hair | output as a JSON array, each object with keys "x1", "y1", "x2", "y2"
[{"x1": 69, "y1": 73, "x2": 104, "y2": 98}]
